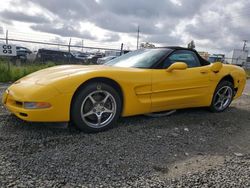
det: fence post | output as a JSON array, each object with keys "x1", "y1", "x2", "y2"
[
  {"x1": 5, "y1": 30, "x2": 11, "y2": 74},
  {"x1": 120, "y1": 43, "x2": 123, "y2": 56},
  {"x1": 68, "y1": 38, "x2": 71, "y2": 63},
  {"x1": 6, "y1": 30, "x2": 8, "y2": 45}
]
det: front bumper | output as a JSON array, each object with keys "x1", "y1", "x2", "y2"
[
  {"x1": 2, "y1": 89, "x2": 8, "y2": 105},
  {"x1": 2, "y1": 84, "x2": 72, "y2": 122}
]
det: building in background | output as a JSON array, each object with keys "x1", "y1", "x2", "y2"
[
  {"x1": 105, "y1": 50, "x2": 130, "y2": 57},
  {"x1": 246, "y1": 56, "x2": 250, "y2": 69},
  {"x1": 198, "y1": 51, "x2": 209, "y2": 60},
  {"x1": 225, "y1": 49, "x2": 249, "y2": 67},
  {"x1": 208, "y1": 54, "x2": 225, "y2": 63},
  {"x1": 105, "y1": 50, "x2": 121, "y2": 57}
]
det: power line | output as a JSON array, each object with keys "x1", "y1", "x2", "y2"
[
  {"x1": 0, "y1": 37, "x2": 122, "y2": 51},
  {"x1": 1, "y1": 32, "x2": 124, "y2": 49},
  {"x1": 0, "y1": 28, "x2": 125, "y2": 49}
]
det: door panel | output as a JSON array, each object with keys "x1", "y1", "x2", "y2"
[{"x1": 151, "y1": 66, "x2": 211, "y2": 112}]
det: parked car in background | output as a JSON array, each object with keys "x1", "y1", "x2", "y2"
[
  {"x1": 36, "y1": 49, "x2": 84, "y2": 64},
  {"x1": 86, "y1": 53, "x2": 104, "y2": 64},
  {"x1": 72, "y1": 52, "x2": 89, "y2": 61},
  {"x1": 11, "y1": 46, "x2": 32, "y2": 63},
  {"x1": 97, "y1": 56, "x2": 116, "y2": 64}
]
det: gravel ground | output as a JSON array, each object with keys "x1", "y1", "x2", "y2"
[{"x1": 0, "y1": 81, "x2": 249, "y2": 187}]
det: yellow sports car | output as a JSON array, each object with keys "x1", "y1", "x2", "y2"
[{"x1": 2, "y1": 47, "x2": 246, "y2": 132}]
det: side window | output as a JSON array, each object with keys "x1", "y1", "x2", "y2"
[{"x1": 163, "y1": 50, "x2": 201, "y2": 68}]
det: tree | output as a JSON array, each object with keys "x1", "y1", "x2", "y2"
[
  {"x1": 187, "y1": 40, "x2": 195, "y2": 49},
  {"x1": 140, "y1": 42, "x2": 155, "y2": 48}
]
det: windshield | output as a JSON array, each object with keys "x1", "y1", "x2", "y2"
[{"x1": 105, "y1": 48, "x2": 170, "y2": 68}]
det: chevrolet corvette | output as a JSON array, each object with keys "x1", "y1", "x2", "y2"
[{"x1": 2, "y1": 47, "x2": 246, "y2": 132}]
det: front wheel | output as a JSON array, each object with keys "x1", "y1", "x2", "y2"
[
  {"x1": 71, "y1": 82, "x2": 122, "y2": 133},
  {"x1": 210, "y1": 80, "x2": 234, "y2": 112}
]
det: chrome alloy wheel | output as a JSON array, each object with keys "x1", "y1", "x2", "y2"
[
  {"x1": 213, "y1": 86, "x2": 233, "y2": 111},
  {"x1": 80, "y1": 90, "x2": 117, "y2": 128}
]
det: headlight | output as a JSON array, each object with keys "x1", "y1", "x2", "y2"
[{"x1": 23, "y1": 102, "x2": 51, "y2": 109}]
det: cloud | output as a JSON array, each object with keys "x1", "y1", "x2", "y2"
[
  {"x1": 0, "y1": 26, "x2": 3, "y2": 34},
  {"x1": 100, "y1": 0, "x2": 207, "y2": 19},
  {"x1": 19, "y1": 0, "x2": 208, "y2": 35},
  {"x1": 101, "y1": 33, "x2": 120, "y2": 42},
  {"x1": 0, "y1": 10, "x2": 50, "y2": 24},
  {"x1": 20, "y1": 0, "x2": 100, "y2": 21},
  {"x1": 142, "y1": 34, "x2": 183, "y2": 46},
  {"x1": 50, "y1": 36, "x2": 67, "y2": 44},
  {"x1": 0, "y1": 0, "x2": 249, "y2": 52},
  {"x1": 30, "y1": 23, "x2": 97, "y2": 40},
  {"x1": 183, "y1": 0, "x2": 250, "y2": 51}
]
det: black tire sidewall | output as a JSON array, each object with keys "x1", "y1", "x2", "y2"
[
  {"x1": 210, "y1": 80, "x2": 234, "y2": 112},
  {"x1": 71, "y1": 82, "x2": 122, "y2": 133}
]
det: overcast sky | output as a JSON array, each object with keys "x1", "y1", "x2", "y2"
[{"x1": 0, "y1": 0, "x2": 249, "y2": 53}]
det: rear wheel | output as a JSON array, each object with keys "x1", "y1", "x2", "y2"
[
  {"x1": 210, "y1": 80, "x2": 234, "y2": 112},
  {"x1": 71, "y1": 82, "x2": 122, "y2": 132}
]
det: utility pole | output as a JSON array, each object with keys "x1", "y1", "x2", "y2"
[
  {"x1": 136, "y1": 25, "x2": 140, "y2": 50},
  {"x1": 82, "y1": 39, "x2": 84, "y2": 52},
  {"x1": 68, "y1": 38, "x2": 72, "y2": 63},
  {"x1": 243, "y1": 40, "x2": 247, "y2": 51},
  {"x1": 6, "y1": 30, "x2": 8, "y2": 44},
  {"x1": 68, "y1": 38, "x2": 71, "y2": 53}
]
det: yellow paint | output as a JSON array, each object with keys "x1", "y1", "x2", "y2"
[{"x1": 2, "y1": 63, "x2": 246, "y2": 122}]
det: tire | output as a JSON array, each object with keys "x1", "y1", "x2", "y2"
[
  {"x1": 71, "y1": 82, "x2": 122, "y2": 133},
  {"x1": 210, "y1": 80, "x2": 234, "y2": 112}
]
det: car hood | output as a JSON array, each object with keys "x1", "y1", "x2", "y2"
[
  {"x1": 17, "y1": 65, "x2": 107, "y2": 85},
  {"x1": 14, "y1": 64, "x2": 147, "y2": 93}
]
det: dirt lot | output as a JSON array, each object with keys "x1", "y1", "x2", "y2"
[{"x1": 0, "y1": 81, "x2": 249, "y2": 187}]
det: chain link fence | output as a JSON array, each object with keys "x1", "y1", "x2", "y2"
[
  {"x1": 0, "y1": 38, "x2": 126, "y2": 65},
  {"x1": 0, "y1": 29, "x2": 137, "y2": 66}
]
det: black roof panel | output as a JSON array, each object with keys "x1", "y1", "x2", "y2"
[{"x1": 156, "y1": 46, "x2": 196, "y2": 51}]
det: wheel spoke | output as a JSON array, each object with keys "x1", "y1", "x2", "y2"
[
  {"x1": 102, "y1": 93, "x2": 111, "y2": 104},
  {"x1": 223, "y1": 95, "x2": 231, "y2": 102},
  {"x1": 97, "y1": 114, "x2": 102, "y2": 125},
  {"x1": 217, "y1": 92, "x2": 222, "y2": 97},
  {"x1": 219, "y1": 101, "x2": 224, "y2": 109},
  {"x1": 103, "y1": 107, "x2": 114, "y2": 114},
  {"x1": 214, "y1": 99, "x2": 221, "y2": 106},
  {"x1": 88, "y1": 95, "x2": 96, "y2": 104},
  {"x1": 222, "y1": 98, "x2": 227, "y2": 103},
  {"x1": 223, "y1": 87, "x2": 228, "y2": 95},
  {"x1": 82, "y1": 110, "x2": 95, "y2": 117}
]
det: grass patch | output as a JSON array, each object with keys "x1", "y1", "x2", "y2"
[{"x1": 0, "y1": 60, "x2": 55, "y2": 82}]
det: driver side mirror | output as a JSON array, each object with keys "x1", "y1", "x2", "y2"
[
  {"x1": 211, "y1": 62, "x2": 222, "y2": 73},
  {"x1": 166, "y1": 62, "x2": 188, "y2": 72}
]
